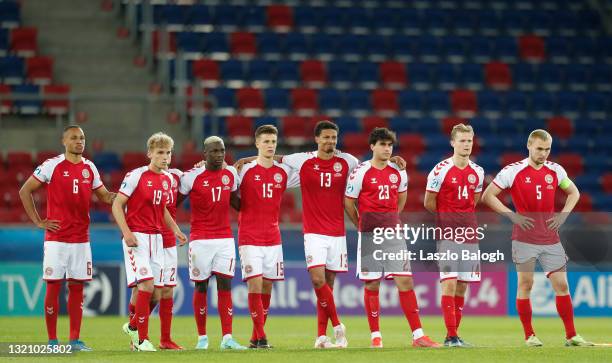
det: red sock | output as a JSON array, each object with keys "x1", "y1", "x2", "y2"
[
  {"x1": 262, "y1": 293, "x2": 271, "y2": 325},
  {"x1": 128, "y1": 302, "x2": 136, "y2": 321},
  {"x1": 517, "y1": 298, "x2": 535, "y2": 339},
  {"x1": 555, "y1": 295, "x2": 576, "y2": 339},
  {"x1": 193, "y1": 291, "x2": 207, "y2": 336},
  {"x1": 441, "y1": 295, "x2": 457, "y2": 338},
  {"x1": 317, "y1": 302, "x2": 328, "y2": 337},
  {"x1": 159, "y1": 297, "x2": 173, "y2": 341},
  {"x1": 248, "y1": 293, "x2": 265, "y2": 340},
  {"x1": 44, "y1": 281, "x2": 61, "y2": 341},
  {"x1": 398, "y1": 289, "x2": 422, "y2": 332},
  {"x1": 218, "y1": 290, "x2": 233, "y2": 336},
  {"x1": 67, "y1": 283, "x2": 84, "y2": 340},
  {"x1": 454, "y1": 295, "x2": 465, "y2": 329},
  {"x1": 315, "y1": 284, "x2": 340, "y2": 327},
  {"x1": 149, "y1": 299, "x2": 158, "y2": 315},
  {"x1": 364, "y1": 288, "x2": 380, "y2": 333},
  {"x1": 135, "y1": 290, "x2": 152, "y2": 341}
]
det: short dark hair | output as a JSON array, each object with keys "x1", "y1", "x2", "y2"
[
  {"x1": 314, "y1": 120, "x2": 339, "y2": 137},
  {"x1": 63, "y1": 125, "x2": 82, "y2": 133},
  {"x1": 255, "y1": 124, "x2": 278, "y2": 138},
  {"x1": 368, "y1": 127, "x2": 397, "y2": 146}
]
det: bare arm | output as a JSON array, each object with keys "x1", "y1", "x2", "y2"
[
  {"x1": 111, "y1": 193, "x2": 138, "y2": 247},
  {"x1": 390, "y1": 155, "x2": 407, "y2": 170},
  {"x1": 397, "y1": 191, "x2": 407, "y2": 212},
  {"x1": 482, "y1": 183, "x2": 534, "y2": 230},
  {"x1": 94, "y1": 186, "x2": 117, "y2": 205},
  {"x1": 230, "y1": 191, "x2": 241, "y2": 211},
  {"x1": 474, "y1": 192, "x2": 482, "y2": 206},
  {"x1": 344, "y1": 197, "x2": 359, "y2": 228},
  {"x1": 423, "y1": 191, "x2": 437, "y2": 213},
  {"x1": 18, "y1": 176, "x2": 60, "y2": 232},
  {"x1": 164, "y1": 207, "x2": 187, "y2": 246},
  {"x1": 547, "y1": 182, "x2": 580, "y2": 231}
]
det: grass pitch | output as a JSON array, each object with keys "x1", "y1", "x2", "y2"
[{"x1": 1, "y1": 316, "x2": 611, "y2": 362}]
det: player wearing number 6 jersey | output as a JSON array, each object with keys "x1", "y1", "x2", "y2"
[
  {"x1": 424, "y1": 123, "x2": 484, "y2": 347},
  {"x1": 177, "y1": 136, "x2": 247, "y2": 351},
  {"x1": 113, "y1": 132, "x2": 187, "y2": 352},
  {"x1": 482, "y1": 129, "x2": 593, "y2": 347},
  {"x1": 19, "y1": 125, "x2": 117, "y2": 351},
  {"x1": 344, "y1": 128, "x2": 440, "y2": 349},
  {"x1": 237, "y1": 125, "x2": 299, "y2": 349}
]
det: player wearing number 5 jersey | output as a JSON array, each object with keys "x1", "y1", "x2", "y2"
[
  {"x1": 424, "y1": 123, "x2": 484, "y2": 347},
  {"x1": 238, "y1": 125, "x2": 299, "y2": 349},
  {"x1": 483, "y1": 129, "x2": 593, "y2": 347},
  {"x1": 19, "y1": 125, "x2": 116, "y2": 351},
  {"x1": 113, "y1": 132, "x2": 187, "y2": 352},
  {"x1": 344, "y1": 128, "x2": 440, "y2": 349},
  {"x1": 177, "y1": 136, "x2": 247, "y2": 351}
]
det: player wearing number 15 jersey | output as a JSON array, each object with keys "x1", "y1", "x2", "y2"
[
  {"x1": 344, "y1": 128, "x2": 440, "y2": 349},
  {"x1": 483, "y1": 129, "x2": 592, "y2": 347},
  {"x1": 237, "y1": 125, "x2": 299, "y2": 349},
  {"x1": 19, "y1": 125, "x2": 116, "y2": 351},
  {"x1": 424, "y1": 123, "x2": 484, "y2": 347}
]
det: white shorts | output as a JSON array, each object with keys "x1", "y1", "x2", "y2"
[
  {"x1": 238, "y1": 244, "x2": 284, "y2": 281},
  {"x1": 304, "y1": 233, "x2": 348, "y2": 272},
  {"x1": 438, "y1": 240, "x2": 482, "y2": 283},
  {"x1": 163, "y1": 246, "x2": 178, "y2": 286},
  {"x1": 43, "y1": 241, "x2": 92, "y2": 281},
  {"x1": 189, "y1": 238, "x2": 236, "y2": 281},
  {"x1": 123, "y1": 232, "x2": 164, "y2": 288},
  {"x1": 512, "y1": 240, "x2": 569, "y2": 277},
  {"x1": 356, "y1": 232, "x2": 412, "y2": 281}
]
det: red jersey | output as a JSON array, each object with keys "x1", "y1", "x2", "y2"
[
  {"x1": 344, "y1": 161, "x2": 408, "y2": 232},
  {"x1": 492, "y1": 159, "x2": 569, "y2": 245},
  {"x1": 237, "y1": 160, "x2": 299, "y2": 246},
  {"x1": 426, "y1": 158, "x2": 485, "y2": 242},
  {"x1": 282, "y1": 151, "x2": 359, "y2": 237},
  {"x1": 32, "y1": 154, "x2": 103, "y2": 243},
  {"x1": 118, "y1": 166, "x2": 173, "y2": 235},
  {"x1": 161, "y1": 168, "x2": 182, "y2": 248},
  {"x1": 179, "y1": 165, "x2": 239, "y2": 241}
]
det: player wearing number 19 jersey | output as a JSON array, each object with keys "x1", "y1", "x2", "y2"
[
  {"x1": 483, "y1": 129, "x2": 592, "y2": 347},
  {"x1": 424, "y1": 123, "x2": 484, "y2": 347},
  {"x1": 19, "y1": 125, "x2": 116, "y2": 351}
]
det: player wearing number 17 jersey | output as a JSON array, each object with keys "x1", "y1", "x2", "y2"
[
  {"x1": 483, "y1": 129, "x2": 593, "y2": 347},
  {"x1": 424, "y1": 123, "x2": 484, "y2": 347}
]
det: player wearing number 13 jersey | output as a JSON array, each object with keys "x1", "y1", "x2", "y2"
[
  {"x1": 483, "y1": 129, "x2": 592, "y2": 347},
  {"x1": 424, "y1": 123, "x2": 484, "y2": 347}
]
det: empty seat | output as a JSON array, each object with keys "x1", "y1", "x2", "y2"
[
  {"x1": 236, "y1": 87, "x2": 264, "y2": 116},
  {"x1": 266, "y1": 4, "x2": 293, "y2": 31},
  {"x1": 275, "y1": 60, "x2": 300, "y2": 87},
  {"x1": 43, "y1": 84, "x2": 69, "y2": 115},
  {"x1": 229, "y1": 31, "x2": 256, "y2": 58},
  {"x1": 398, "y1": 133, "x2": 426, "y2": 155},
  {"x1": 371, "y1": 89, "x2": 399, "y2": 116},
  {"x1": 485, "y1": 61, "x2": 512, "y2": 90},
  {"x1": 10, "y1": 27, "x2": 37, "y2": 56},
  {"x1": 264, "y1": 88, "x2": 289, "y2": 115},
  {"x1": 226, "y1": 115, "x2": 254, "y2": 145},
  {"x1": 556, "y1": 153, "x2": 584, "y2": 176},
  {"x1": 0, "y1": 55, "x2": 24, "y2": 84},
  {"x1": 220, "y1": 59, "x2": 245, "y2": 88},
  {"x1": 12, "y1": 84, "x2": 41, "y2": 114},
  {"x1": 291, "y1": 88, "x2": 318, "y2": 115},
  {"x1": 519, "y1": 34, "x2": 546, "y2": 62},
  {"x1": 299, "y1": 60, "x2": 326, "y2": 88},
  {"x1": 441, "y1": 116, "x2": 468, "y2": 134},
  {"x1": 93, "y1": 152, "x2": 121, "y2": 173},
  {"x1": 319, "y1": 88, "x2": 343, "y2": 116},
  {"x1": 6, "y1": 151, "x2": 32, "y2": 168},
  {"x1": 362, "y1": 116, "x2": 389, "y2": 134},
  {"x1": 0, "y1": 84, "x2": 12, "y2": 113},
  {"x1": 451, "y1": 89, "x2": 477, "y2": 118},
  {"x1": 122, "y1": 152, "x2": 148, "y2": 171},
  {"x1": 547, "y1": 116, "x2": 573, "y2": 139},
  {"x1": 192, "y1": 59, "x2": 220, "y2": 87},
  {"x1": 380, "y1": 61, "x2": 408, "y2": 89},
  {"x1": 282, "y1": 115, "x2": 310, "y2": 145},
  {"x1": 26, "y1": 56, "x2": 52, "y2": 85}
]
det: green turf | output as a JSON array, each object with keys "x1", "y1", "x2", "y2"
[{"x1": 0, "y1": 316, "x2": 610, "y2": 362}]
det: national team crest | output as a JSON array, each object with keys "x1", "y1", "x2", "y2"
[
  {"x1": 306, "y1": 255, "x2": 313, "y2": 264},
  {"x1": 333, "y1": 162, "x2": 342, "y2": 172},
  {"x1": 389, "y1": 174, "x2": 398, "y2": 184},
  {"x1": 545, "y1": 174, "x2": 554, "y2": 184},
  {"x1": 81, "y1": 169, "x2": 90, "y2": 178},
  {"x1": 45, "y1": 267, "x2": 53, "y2": 276},
  {"x1": 139, "y1": 267, "x2": 148, "y2": 276},
  {"x1": 273, "y1": 173, "x2": 283, "y2": 183},
  {"x1": 222, "y1": 175, "x2": 230, "y2": 185},
  {"x1": 468, "y1": 174, "x2": 476, "y2": 184},
  {"x1": 245, "y1": 265, "x2": 253, "y2": 274},
  {"x1": 192, "y1": 268, "x2": 200, "y2": 277},
  {"x1": 162, "y1": 180, "x2": 169, "y2": 190}
]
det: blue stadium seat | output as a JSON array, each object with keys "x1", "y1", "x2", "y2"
[
  {"x1": 426, "y1": 90, "x2": 450, "y2": 115},
  {"x1": 499, "y1": 10, "x2": 526, "y2": 36},
  {"x1": 417, "y1": 35, "x2": 441, "y2": 63},
  {"x1": 344, "y1": 8, "x2": 371, "y2": 33},
  {"x1": 319, "y1": 88, "x2": 344, "y2": 115},
  {"x1": 176, "y1": 32, "x2": 204, "y2": 55},
  {"x1": 399, "y1": 90, "x2": 425, "y2": 117},
  {"x1": 254, "y1": 116, "x2": 278, "y2": 128},
  {"x1": 450, "y1": 10, "x2": 478, "y2": 36},
  {"x1": 155, "y1": 4, "x2": 189, "y2": 30},
  {"x1": 530, "y1": 10, "x2": 554, "y2": 36},
  {"x1": 425, "y1": 134, "x2": 452, "y2": 151},
  {"x1": 423, "y1": 9, "x2": 450, "y2": 35},
  {"x1": 210, "y1": 87, "x2": 235, "y2": 114},
  {"x1": 354, "y1": 61, "x2": 378, "y2": 89},
  {"x1": 408, "y1": 63, "x2": 434, "y2": 90},
  {"x1": 531, "y1": 91, "x2": 556, "y2": 117},
  {"x1": 469, "y1": 116, "x2": 496, "y2": 135},
  {"x1": 555, "y1": 91, "x2": 581, "y2": 117},
  {"x1": 203, "y1": 115, "x2": 227, "y2": 136},
  {"x1": 434, "y1": 63, "x2": 458, "y2": 90},
  {"x1": 411, "y1": 117, "x2": 440, "y2": 134},
  {"x1": 546, "y1": 36, "x2": 571, "y2": 63},
  {"x1": 284, "y1": 33, "x2": 310, "y2": 60},
  {"x1": 0, "y1": 56, "x2": 24, "y2": 84},
  {"x1": 264, "y1": 88, "x2": 289, "y2": 113},
  {"x1": 417, "y1": 151, "x2": 449, "y2": 172},
  {"x1": 494, "y1": 37, "x2": 518, "y2": 62},
  {"x1": 191, "y1": 5, "x2": 213, "y2": 31},
  {"x1": 572, "y1": 37, "x2": 598, "y2": 63},
  {"x1": 212, "y1": 5, "x2": 241, "y2": 30},
  {"x1": 477, "y1": 10, "x2": 500, "y2": 36},
  {"x1": 319, "y1": 7, "x2": 344, "y2": 33},
  {"x1": 345, "y1": 89, "x2": 370, "y2": 114},
  {"x1": 257, "y1": 32, "x2": 283, "y2": 60},
  {"x1": 389, "y1": 35, "x2": 415, "y2": 62},
  {"x1": 371, "y1": 8, "x2": 397, "y2": 34},
  {"x1": 363, "y1": 34, "x2": 390, "y2": 61},
  {"x1": 474, "y1": 154, "x2": 499, "y2": 172},
  {"x1": 389, "y1": 116, "x2": 412, "y2": 133},
  {"x1": 537, "y1": 64, "x2": 564, "y2": 90},
  {"x1": 203, "y1": 32, "x2": 229, "y2": 58},
  {"x1": 458, "y1": 63, "x2": 483, "y2": 89},
  {"x1": 512, "y1": 63, "x2": 536, "y2": 90},
  {"x1": 442, "y1": 36, "x2": 467, "y2": 63},
  {"x1": 0, "y1": 1, "x2": 21, "y2": 27},
  {"x1": 592, "y1": 64, "x2": 612, "y2": 91},
  {"x1": 396, "y1": 9, "x2": 423, "y2": 35},
  {"x1": 573, "y1": 118, "x2": 602, "y2": 135},
  {"x1": 328, "y1": 60, "x2": 353, "y2": 88},
  {"x1": 93, "y1": 152, "x2": 122, "y2": 173},
  {"x1": 275, "y1": 60, "x2": 300, "y2": 87},
  {"x1": 12, "y1": 84, "x2": 41, "y2": 114},
  {"x1": 0, "y1": 29, "x2": 9, "y2": 55},
  {"x1": 556, "y1": 135, "x2": 590, "y2": 153},
  {"x1": 310, "y1": 33, "x2": 334, "y2": 59},
  {"x1": 564, "y1": 64, "x2": 589, "y2": 91},
  {"x1": 583, "y1": 91, "x2": 609, "y2": 118},
  {"x1": 293, "y1": 6, "x2": 318, "y2": 32},
  {"x1": 478, "y1": 90, "x2": 504, "y2": 116},
  {"x1": 242, "y1": 6, "x2": 266, "y2": 31},
  {"x1": 503, "y1": 91, "x2": 530, "y2": 118},
  {"x1": 221, "y1": 59, "x2": 245, "y2": 87},
  {"x1": 90, "y1": 211, "x2": 111, "y2": 223},
  {"x1": 469, "y1": 36, "x2": 494, "y2": 63},
  {"x1": 335, "y1": 116, "x2": 361, "y2": 133},
  {"x1": 246, "y1": 59, "x2": 273, "y2": 87},
  {"x1": 334, "y1": 34, "x2": 364, "y2": 61}
]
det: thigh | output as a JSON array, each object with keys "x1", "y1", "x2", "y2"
[
  {"x1": 262, "y1": 245, "x2": 285, "y2": 281},
  {"x1": 457, "y1": 243, "x2": 481, "y2": 283},
  {"x1": 239, "y1": 245, "x2": 264, "y2": 282},
  {"x1": 66, "y1": 242, "x2": 93, "y2": 281},
  {"x1": 43, "y1": 241, "x2": 68, "y2": 281},
  {"x1": 540, "y1": 243, "x2": 569, "y2": 278},
  {"x1": 163, "y1": 246, "x2": 178, "y2": 286},
  {"x1": 123, "y1": 233, "x2": 154, "y2": 288},
  {"x1": 325, "y1": 235, "x2": 348, "y2": 273},
  {"x1": 357, "y1": 231, "x2": 383, "y2": 281},
  {"x1": 304, "y1": 234, "x2": 328, "y2": 270},
  {"x1": 189, "y1": 240, "x2": 216, "y2": 281},
  {"x1": 212, "y1": 238, "x2": 236, "y2": 278},
  {"x1": 150, "y1": 234, "x2": 164, "y2": 288}
]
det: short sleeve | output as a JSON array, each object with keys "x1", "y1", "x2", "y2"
[
  {"x1": 345, "y1": 170, "x2": 363, "y2": 198},
  {"x1": 399, "y1": 170, "x2": 408, "y2": 193},
  {"x1": 33, "y1": 160, "x2": 55, "y2": 184},
  {"x1": 426, "y1": 167, "x2": 443, "y2": 193},
  {"x1": 282, "y1": 164, "x2": 300, "y2": 189},
  {"x1": 282, "y1": 152, "x2": 311, "y2": 170},
  {"x1": 90, "y1": 163, "x2": 103, "y2": 190},
  {"x1": 554, "y1": 164, "x2": 568, "y2": 186},
  {"x1": 179, "y1": 169, "x2": 198, "y2": 195},
  {"x1": 339, "y1": 152, "x2": 360, "y2": 172},
  {"x1": 475, "y1": 167, "x2": 485, "y2": 193},
  {"x1": 118, "y1": 171, "x2": 141, "y2": 198},
  {"x1": 492, "y1": 168, "x2": 511, "y2": 190},
  {"x1": 227, "y1": 166, "x2": 240, "y2": 192}
]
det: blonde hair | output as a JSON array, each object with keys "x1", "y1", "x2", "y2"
[
  {"x1": 147, "y1": 132, "x2": 174, "y2": 151},
  {"x1": 527, "y1": 129, "x2": 553, "y2": 145},
  {"x1": 203, "y1": 136, "x2": 224, "y2": 147},
  {"x1": 450, "y1": 123, "x2": 474, "y2": 140}
]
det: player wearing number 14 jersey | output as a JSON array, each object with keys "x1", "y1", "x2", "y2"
[
  {"x1": 424, "y1": 123, "x2": 484, "y2": 347},
  {"x1": 483, "y1": 129, "x2": 593, "y2": 347}
]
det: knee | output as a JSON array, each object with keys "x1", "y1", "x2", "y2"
[
  {"x1": 311, "y1": 275, "x2": 326, "y2": 289},
  {"x1": 552, "y1": 280, "x2": 569, "y2": 295},
  {"x1": 216, "y1": 277, "x2": 232, "y2": 291},
  {"x1": 161, "y1": 286, "x2": 173, "y2": 299},
  {"x1": 518, "y1": 279, "x2": 533, "y2": 293},
  {"x1": 397, "y1": 279, "x2": 414, "y2": 291}
]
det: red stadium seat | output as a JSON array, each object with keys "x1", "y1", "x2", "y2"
[
  {"x1": 43, "y1": 84, "x2": 70, "y2": 115},
  {"x1": 441, "y1": 116, "x2": 468, "y2": 134},
  {"x1": 574, "y1": 192, "x2": 593, "y2": 212},
  {"x1": 35, "y1": 150, "x2": 58, "y2": 166},
  {"x1": 404, "y1": 191, "x2": 424, "y2": 212},
  {"x1": 230, "y1": 32, "x2": 257, "y2": 58},
  {"x1": 399, "y1": 134, "x2": 426, "y2": 155},
  {"x1": 281, "y1": 192, "x2": 296, "y2": 211},
  {"x1": 602, "y1": 172, "x2": 612, "y2": 194},
  {"x1": 519, "y1": 34, "x2": 546, "y2": 63},
  {"x1": 380, "y1": 61, "x2": 408, "y2": 89},
  {"x1": 291, "y1": 88, "x2": 318, "y2": 116},
  {"x1": 10, "y1": 27, "x2": 37, "y2": 56},
  {"x1": 362, "y1": 116, "x2": 389, "y2": 134},
  {"x1": 485, "y1": 61, "x2": 512, "y2": 90},
  {"x1": 152, "y1": 30, "x2": 177, "y2": 55},
  {"x1": 237, "y1": 87, "x2": 264, "y2": 116},
  {"x1": 6, "y1": 151, "x2": 32, "y2": 168},
  {"x1": 266, "y1": 4, "x2": 293, "y2": 31},
  {"x1": 122, "y1": 152, "x2": 148, "y2": 171},
  {"x1": 409, "y1": 172, "x2": 428, "y2": 191},
  {"x1": 300, "y1": 60, "x2": 327, "y2": 88},
  {"x1": 341, "y1": 132, "x2": 371, "y2": 156},
  {"x1": 371, "y1": 89, "x2": 399, "y2": 116},
  {"x1": 555, "y1": 153, "x2": 584, "y2": 176},
  {"x1": 109, "y1": 170, "x2": 125, "y2": 189},
  {"x1": 0, "y1": 84, "x2": 12, "y2": 114},
  {"x1": 26, "y1": 56, "x2": 53, "y2": 85},
  {"x1": 226, "y1": 115, "x2": 254, "y2": 145},
  {"x1": 546, "y1": 116, "x2": 573, "y2": 139},
  {"x1": 450, "y1": 89, "x2": 477, "y2": 118},
  {"x1": 1, "y1": 187, "x2": 20, "y2": 208},
  {"x1": 192, "y1": 59, "x2": 220, "y2": 87},
  {"x1": 282, "y1": 115, "x2": 311, "y2": 145},
  {"x1": 179, "y1": 152, "x2": 204, "y2": 170},
  {"x1": 500, "y1": 152, "x2": 525, "y2": 166}
]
